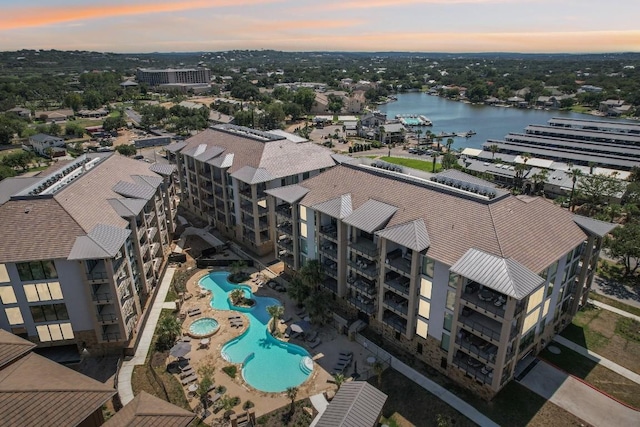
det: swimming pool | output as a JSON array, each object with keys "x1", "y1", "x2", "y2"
[
  {"x1": 199, "y1": 271, "x2": 312, "y2": 392},
  {"x1": 188, "y1": 317, "x2": 220, "y2": 338}
]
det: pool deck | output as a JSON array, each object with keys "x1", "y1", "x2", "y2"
[{"x1": 175, "y1": 267, "x2": 344, "y2": 423}]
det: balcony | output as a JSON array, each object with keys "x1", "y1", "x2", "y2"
[
  {"x1": 240, "y1": 199, "x2": 253, "y2": 213},
  {"x1": 144, "y1": 210, "x2": 155, "y2": 223},
  {"x1": 347, "y1": 278, "x2": 376, "y2": 298},
  {"x1": 383, "y1": 271, "x2": 410, "y2": 297},
  {"x1": 322, "y1": 277, "x2": 338, "y2": 293},
  {"x1": 458, "y1": 311, "x2": 502, "y2": 345},
  {"x1": 319, "y1": 224, "x2": 337, "y2": 241},
  {"x1": 452, "y1": 352, "x2": 493, "y2": 385},
  {"x1": 147, "y1": 227, "x2": 158, "y2": 241},
  {"x1": 348, "y1": 295, "x2": 376, "y2": 315},
  {"x1": 151, "y1": 242, "x2": 161, "y2": 257},
  {"x1": 282, "y1": 253, "x2": 294, "y2": 268},
  {"x1": 143, "y1": 261, "x2": 153, "y2": 275},
  {"x1": 385, "y1": 254, "x2": 412, "y2": 277},
  {"x1": 323, "y1": 262, "x2": 338, "y2": 279},
  {"x1": 203, "y1": 197, "x2": 214, "y2": 207},
  {"x1": 87, "y1": 270, "x2": 110, "y2": 284},
  {"x1": 96, "y1": 312, "x2": 118, "y2": 325},
  {"x1": 349, "y1": 239, "x2": 378, "y2": 259},
  {"x1": 242, "y1": 216, "x2": 255, "y2": 230},
  {"x1": 348, "y1": 258, "x2": 377, "y2": 280},
  {"x1": 382, "y1": 311, "x2": 407, "y2": 332},
  {"x1": 383, "y1": 295, "x2": 409, "y2": 317},
  {"x1": 277, "y1": 222, "x2": 293, "y2": 236},
  {"x1": 276, "y1": 204, "x2": 292, "y2": 220},
  {"x1": 92, "y1": 291, "x2": 114, "y2": 304},
  {"x1": 455, "y1": 331, "x2": 497, "y2": 365},
  {"x1": 319, "y1": 240, "x2": 338, "y2": 260},
  {"x1": 101, "y1": 329, "x2": 121, "y2": 342},
  {"x1": 460, "y1": 286, "x2": 506, "y2": 319},
  {"x1": 277, "y1": 237, "x2": 294, "y2": 252},
  {"x1": 239, "y1": 187, "x2": 252, "y2": 200}
]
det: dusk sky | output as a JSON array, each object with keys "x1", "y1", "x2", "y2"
[{"x1": 1, "y1": 0, "x2": 639, "y2": 53}]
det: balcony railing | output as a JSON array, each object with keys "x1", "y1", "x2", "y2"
[
  {"x1": 92, "y1": 292, "x2": 114, "y2": 303},
  {"x1": 278, "y1": 238, "x2": 294, "y2": 252},
  {"x1": 322, "y1": 277, "x2": 338, "y2": 293},
  {"x1": 319, "y1": 224, "x2": 338, "y2": 241},
  {"x1": 382, "y1": 312, "x2": 407, "y2": 332},
  {"x1": 455, "y1": 335, "x2": 497, "y2": 365},
  {"x1": 348, "y1": 279, "x2": 376, "y2": 298},
  {"x1": 386, "y1": 256, "x2": 412, "y2": 277},
  {"x1": 276, "y1": 205, "x2": 292, "y2": 219},
  {"x1": 452, "y1": 354, "x2": 493, "y2": 385},
  {"x1": 349, "y1": 239, "x2": 378, "y2": 259},
  {"x1": 97, "y1": 313, "x2": 118, "y2": 325},
  {"x1": 384, "y1": 274, "x2": 411, "y2": 297},
  {"x1": 348, "y1": 296, "x2": 376, "y2": 315},
  {"x1": 282, "y1": 254, "x2": 294, "y2": 267},
  {"x1": 101, "y1": 332, "x2": 121, "y2": 342},
  {"x1": 87, "y1": 271, "x2": 110, "y2": 283},
  {"x1": 277, "y1": 222, "x2": 293, "y2": 236},
  {"x1": 147, "y1": 227, "x2": 158, "y2": 241},
  {"x1": 458, "y1": 314, "x2": 502, "y2": 344},
  {"x1": 460, "y1": 290, "x2": 506, "y2": 319},
  {"x1": 348, "y1": 259, "x2": 377, "y2": 280},
  {"x1": 383, "y1": 298, "x2": 408, "y2": 316}
]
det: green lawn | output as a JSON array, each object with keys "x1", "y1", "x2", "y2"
[
  {"x1": 569, "y1": 105, "x2": 592, "y2": 113},
  {"x1": 379, "y1": 156, "x2": 443, "y2": 173},
  {"x1": 0, "y1": 148, "x2": 22, "y2": 159},
  {"x1": 589, "y1": 291, "x2": 640, "y2": 317},
  {"x1": 540, "y1": 343, "x2": 640, "y2": 409}
]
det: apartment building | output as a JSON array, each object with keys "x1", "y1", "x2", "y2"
[
  {"x1": 0, "y1": 154, "x2": 178, "y2": 356},
  {"x1": 166, "y1": 124, "x2": 336, "y2": 255},
  {"x1": 266, "y1": 164, "x2": 615, "y2": 398},
  {"x1": 136, "y1": 67, "x2": 212, "y2": 86}
]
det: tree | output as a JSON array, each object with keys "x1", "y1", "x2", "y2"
[
  {"x1": 576, "y1": 174, "x2": 624, "y2": 216},
  {"x1": 431, "y1": 151, "x2": 439, "y2": 173},
  {"x1": 333, "y1": 373, "x2": 345, "y2": 390},
  {"x1": 197, "y1": 364, "x2": 215, "y2": 415},
  {"x1": 293, "y1": 88, "x2": 316, "y2": 113},
  {"x1": 441, "y1": 152, "x2": 457, "y2": 170},
  {"x1": 230, "y1": 289, "x2": 244, "y2": 306},
  {"x1": 299, "y1": 259, "x2": 324, "y2": 289},
  {"x1": 82, "y1": 90, "x2": 103, "y2": 110},
  {"x1": 229, "y1": 260, "x2": 247, "y2": 282},
  {"x1": 48, "y1": 122, "x2": 61, "y2": 136},
  {"x1": 327, "y1": 94, "x2": 344, "y2": 114},
  {"x1": 445, "y1": 138, "x2": 454, "y2": 152},
  {"x1": 115, "y1": 144, "x2": 137, "y2": 157},
  {"x1": 530, "y1": 169, "x2": 549, "y2": 195},
  {"x1": 266, "y1": 304, "x2": 284, "y2": 333},
  {"x1": 156, "y1": 315, "x2": 181, "y2": 350},
  {"x1": 286, "y1": 386, "x2": 298, "y2": 416},
  {"x1": 568, "y1": 168, "x2": 583, "y2": 212},
  {"x1": 605, "y1": 221, "x2": 640, "y2": 277},
  {"x1": 2, "y1": 151, "x2": 33, "y2": 172},
  {"x1": 63, "y1": 93, "x2": 83, "y2": 112},
  {"x1": 305, "y1": 291, "x2": 332, "y2": 325},
  {"x1": 103, "y1": 116, "x2": 126, "y2": 132},
  {"x1": 0, "y1": 165, "x2": 17, "y2": 181},
  {"x1": 287, "y1": 275, "x2": 311, "y2": 306},
  {"x1": 372, "y1": 361, "x2": 384, "y2": 388},
  {"x1": 488, "y1": 144, "x2": 499, "y2": 160},
  {"x1": 64, "y1": 122, "x2": 85, "y2": 138}
]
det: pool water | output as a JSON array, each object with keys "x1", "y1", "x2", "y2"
[
  {"x1": 199, "y1": 271, "x2": 312, "y2": 392},
  {"x1": 188, "y1": 317, "x2": 220, "y2": 337}
]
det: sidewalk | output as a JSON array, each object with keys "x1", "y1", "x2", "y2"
[
  {"x1": 553, "y1": 335, "x2": 640, "y2": 385},
  {"x1": 117, "y1": 267, "x2": 177, "y2": 405},
  {"x1": 589, "y1": 299, "x2": 640, "y2": 322}
]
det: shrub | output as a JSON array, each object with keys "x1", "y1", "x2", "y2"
[
  {"x1": 222, "y1": 365, "x2": 237, "y2": 378},
  {"x1": 243, "y1": 400, "x2": 255, "y2": 410}
]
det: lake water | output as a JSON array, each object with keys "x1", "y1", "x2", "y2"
[{"x1": 378, "y1": 93, "x2": 616, "y2": 150}]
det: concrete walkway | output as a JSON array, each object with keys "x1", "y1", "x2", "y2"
[
  {"x1": 553, "y1": 335, "x2": 640, "y2": 385},
  {"x1": 354, "y1": 334, "x2": 499, "y2": 427},
  {"x1": 520, "y1": 361, "x2": 639, "y2": 427},
  {"x1": 589, "y1": 299, "x2": 640, "y2": 322},
  {"x1": 117, "y1": 267, "x2": 177, "y2": 405},
  {"x1": 309, "y1": 393, "x2": 329, "y2": 427}
]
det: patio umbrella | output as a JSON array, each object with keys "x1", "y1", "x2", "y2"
[
  {"x1": 169, "y1": 341, "x2": 191, "y2": 359},
  {"x1": 290, "y1": 323, "x2": 304, "y2": 334}
]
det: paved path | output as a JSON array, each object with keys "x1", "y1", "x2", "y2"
[
  {"x1": 520, "y1": 361, "x2": 640, "y2": 427},
  {"x1": 354, "y1": 335, "x2": 499, "y2": 427},
  {"x1": 553, "y1": 335, "x2": 640, "y2": 385},
  {"x1": 589, "y1": 299, "x2": 640, "y2": 322},
  {"x1": 309, "y1": 393, "x2": 329, "y2": 427},
  {"x1": 117, "y1": 267, "x2": 176, "y2": 405}
]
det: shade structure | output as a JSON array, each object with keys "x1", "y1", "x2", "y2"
[
  {"x1": 290, "y1": 324, "x2": 304, "y2": 334},
  {"x1": 169, "y1": 341, "x2": 191, "y2": 359},
  {"x1": 291, "y1": 320, "x2": 312, "y2": 334}
]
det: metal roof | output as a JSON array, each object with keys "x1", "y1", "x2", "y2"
[
  {"x1": 331, "y1": 153, "x2": 357, "y2": 165},
  {"x1": 265, "y1": 184, "x2": 309, "y2": 204},
  {"x1": 68, "y1": 224, "x2": 131, "y2": 260},
  {"x1": 108, "y1": 198, "x2": 147, "y2": 218},
  {"x1": 165, "y1": 141, "x2": 188, "y2": 153},
  {"x1": 526, "y1": 124, "x2": 640, "y2": 144},
  {"x1": 194, "y1": 146, "x2": 225, "y2": 162},
  {"x1": 312, "y1": 193, "x2": 353, "y2": 219},
  {"x1": 0, "y1": 177, "x2": 41, "y2": 206},
  {"x1": 112, "y1": 181, "x2": 157, "y2": 200},
  {"x1": 343, "y1": 199, "x2": 398, "y2": 233},
  {"x1": 376, "y1": 219, "x2": 430, "y2": 252},
  {"x1": 149, "y1": 163, "x2": 177, "y2": 176},
  {"x1": 548, "y1": 117, "x2": 640, "y2": 133},
  {"x1": 315, "y1": 381, "x2": 387, "y2": 427},
  {"x1": 572, "y1": 215, "x2": 618, "y2": 237},
  {"x1": 230, "y1": 166, "x2": 274, "y2": 184},
  {"x1": 207, "y1": 152, "x2": 234, "y2": 168},
  {"x1": 450, "y1": 248, "x2": 544, "y2": 299}
]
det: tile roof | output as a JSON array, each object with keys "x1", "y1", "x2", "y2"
[
  {"x1": 0, "y1": 352, "x2": 115, "y2": 427},
  {"x1": 450, "y1": 248, "x2": 545, "y2": 299},
  {"x1": 343, "y1": 199, "x2": 398, "y2": 234},
  {"x1": 312, "y1": 194, "x2": 353, "y2": 219},
  {"x1": 0, "y1": 330, "x2": 36, "y2": 368},
  {"x1": 177, "y1": 127, "x2": 336, "y2": 179},
  {"x1": 265, "y1": 184, "x2": 309, "y2": 204},
  {"x1": 298, "y1": 165, "x2": 588, "y2": 271},
  {"x1": 104, "y1": 391, "x2": 195, "y2": 427},
  {"x1": 315, "y1": 381, "x2": 387, "y2": 427},
  {"x1": 0, "y1": 198, "x2": 84, "y2": 263}
]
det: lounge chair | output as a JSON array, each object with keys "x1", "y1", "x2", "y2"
[
  {"x1": 180, "y1": 374, "x2": 197, "y2": 385},
  {"x1": 290, "y1": 331, "x2": 301, "y2": 340},
  {"x1": 188, "y1": 308, "x2": 202, "y2": 317},
  {"x1": 280, "y1": 315, "x2": 292, "y2": 324},
  {"x1": 180, "y1": 364, "x2": 193, "y2": 373},
  {"x1": 308, "y1": 338, "x2": 321, "y2": 349},
  {"x1": 339, "y1": 351, "x2": 353, "y2": 358},
  {"x1": 332, "y1": 363, "x2": 347, "y2": 374},
  {"x1": 305, "y1": 331, "x2": 318, "y2": 342},
  {"x1": 180, "y1": 336, "x2": 192, "y2": 343},
  {"x1": 295, "y1": 307, "x2": 306, "y2": 316},
  {"x1": 338, "y1": 355, "x2": 352, "y2": 364},
  {"x1": 180, "y1": 368, "x2": 195, "y2": 378},
  {"x1": 207, "y1": 393, "x2": 222, "y2": 405},
  {"x1": 228, "y1": 315, "x2": 242, "y2": 320}
]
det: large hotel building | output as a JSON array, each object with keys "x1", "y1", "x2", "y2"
[{"x1": 0, "y1": 154, "x2": 178, "y2": 356}]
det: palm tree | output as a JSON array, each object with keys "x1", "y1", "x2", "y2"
[
  {"x1": 286, "y1": 386, "x2": 298, "y2": 416},
  {"x1": 431, "y1": 151, "x2": 439, "y2": 173},
  {"x1": 445, "y1": 138, "x2": 454, "y2": 152},
  {"x1": 589, "y1": 161, "x2": 597, "y2": 174},
  {"x1": 522, "y1": 152, "x2": 531, "y2": 165},
  {"x1": 266, "y1": 305, "x2": 284, "y2": 333},
  {"x1": 305, "y1": 291, "x2": 332, "y2": 325},
  {"x1": 229, "y1": 260, "x2": 247, "y2": 282},
  {"x1": 488, "y1": 144, "x2": 499, "y2": 160},
  {"x1": 378, "y1": 126, "x2": 386, "y2": 144},
  {"x1": 156, "y1": 315, "x2": 182, "y2": 350},
  {"x1": 230, "y1": 288, "x2": 244, "y2": 306},
  {"x1": 372, "y1": 361, "x2": 384, "y2": 388},
  {"x1": 514, "y1": 163, "x2": 527, "y2": 190},
  {"x1": 436, "y1": 137, "x2": 442, "y2": 151},
  {"x1": 333, "y1": 373, "x2": 345, "y2": 390},
  {"x1": 531, "y1": 169, "x2": 549, "y2": 195},
  {"x1": 287, "y1": 275, "x2": 311, "y2": 306},
  {"x1": 299, "y1": 260, "x2": 324, "y2": 289},
  {"x1": 415, "y1": 129, "x2": 423, "y2": 144},
  {"x1": 568, "y1": 168, "x2": 583, "y2": 212}
]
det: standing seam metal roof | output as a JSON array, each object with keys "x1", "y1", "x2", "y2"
[
  {"x1": 315, "y1": 381, "x2": 388, "y2": 427},
  {"x1": 376, "y1": 219, "x2": 430, "y2": 252},
  {"x1": 343, "y1": 199, "x2": 398, "y2": 233},
  {"x1": 311, "y1": 194, "x2": 353, "y2": 219},
  {"x1": 264, "y1": 184, "x2": 309, "y2": 204}
]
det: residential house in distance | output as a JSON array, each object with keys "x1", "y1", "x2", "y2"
[
  {"x1": 0, "y1": 154, "x2": 178, "y2": 356},
  {"x1": 165, "y1": 124, "x2": 336, "y2": 256},
  {"x1": 34, "y1": 109, "x2": 74, "y2": 123},
  {"x1": 266, "y1": 162, "x2": 615, "y2": 399},
  {"x1": 6, "y1": 106, "x2": 31, "y2": 119},
  {"x1": 310, "y1": 91, "x2": 366, "y2": 115},
  {"x1": 0, "y1": 328, "x2": 116, "y2": 427},
  {"x1": 599, "y1": 99, "x2": 633, "y2": 116},
  {"x1": 136, "y1": 68, "x2": 212, "y2": 86},
  {"x1": 27, "y1": 133, "x2": 66, "y2": 157}
]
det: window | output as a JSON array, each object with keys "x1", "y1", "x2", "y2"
[
  {"x1": 299, "y1": 237, "x2": 308, "y2": 255},
  {"x1": 0, "y1": 264, "x2": 9, "y2": 282},
  {"x1": 448, "y1": 272, "x2": 459, "y2": 289},
  {"x1": 422, "y1": 257, "x2": 435, "y2": 278},
  {"x1": 299, "y1": 205, "x2": 307, "y2": 221},
  {"x1": 16, "y1": 260, "x2": 58, "y2": 281},
  {"x1": 23, "y1": 282, "x2": 63, "y2": 302},
  {"x1": 445, "y1": 289, "x2": 456, "y2": 311},
  {"x1": 418, "y1": 300, "x2": 430, "y2": 319},
  {"x1": 416, "y1": 318, "x2": 429, "y2": 339},
  {"x1": 300, "y1": 222, "x2": 308, "y2": 238},
  {"x1": 443, "y1": 312, "x2": 453, "y2": 332},
  {"x1": 420, "y1": 278, "x2": 432, "y2": 299},
  {"x1": 5, "y1": 307, "x2": 23, "y2": 325},
  {"x1": 440, "y1": 332, "x2": 450, "y2": 352},
  {"x1": 36, "y1": 323, "x2": 74, "y2": 342},
  {"x1": 303, "y1": 171, "x2": 310, "y2": 180},
  {"x1": 417, "y1": 343, "x2": 423, "y2": 354},
  {"x1": 30, "y1": 303, "x2": 69, "y2": 323},
  {"x1": 0, "y1": 286, "x2": 17, "y2": 304}
]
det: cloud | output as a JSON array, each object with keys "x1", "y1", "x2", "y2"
[
  {"x1": 322, "y1": 0, "x2": 522, "y2": 11},
  {"x1": 0, "y1": 0, "x2": 278, "y2": 30}
]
